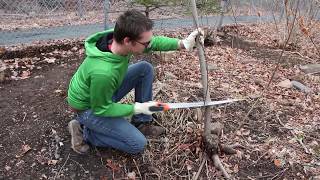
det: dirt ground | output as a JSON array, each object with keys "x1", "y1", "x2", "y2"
[{"x1": 1, "y1": 23, "x2": 320, "y2": 179}]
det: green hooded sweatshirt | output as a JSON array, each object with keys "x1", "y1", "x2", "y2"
[{"x1": 67, "y1": 29, "x2": 179, "y2": 117}]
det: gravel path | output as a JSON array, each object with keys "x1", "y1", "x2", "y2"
[{"x1": 1, "y1": 15, "x2": 275, "y2": 45}]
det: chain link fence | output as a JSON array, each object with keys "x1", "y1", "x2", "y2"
[
  {"x1": 0, "y1": 0, "x2": 110, "y2": 31},
  {"x1": 0, "y1": 0, "x2": 319, "y2": 45}
]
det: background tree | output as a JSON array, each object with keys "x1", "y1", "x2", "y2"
[
  {"x1": 132, "y1": 0, "x2": 222, "y2": 18},
  {"x1": 131, "y1": 0, "x2": 174, "y2": 17}
]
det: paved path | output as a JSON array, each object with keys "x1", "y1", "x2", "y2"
[{"x1": 1, "y1": 15, "x2": 275, "y2": 45}]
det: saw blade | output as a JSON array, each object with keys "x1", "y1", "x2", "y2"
[{"x1": 166, "y1": 99, "x2": 243, "y2": 109}]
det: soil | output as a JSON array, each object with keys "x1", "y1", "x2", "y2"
[{"x1": 0, "y1": 41, "x2": 166, "y2": 179}]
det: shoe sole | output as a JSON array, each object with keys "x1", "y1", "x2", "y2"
[{"x1": 68, "y1": 120, "x2": 89, "y2": 154}]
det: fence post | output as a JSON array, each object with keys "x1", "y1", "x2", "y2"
[
  {"x1": 77, "y1": 0, "x2": 84, "y2": 18},
  {"x1": 217, "y1": 0, "x2": 227, "y2": 30},
  {"x1": 103, "y1": 0, "x2": 109, "y2": 30}
]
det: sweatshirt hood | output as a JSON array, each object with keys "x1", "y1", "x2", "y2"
[{"x1": 84, "y1": 29, "x2": 131, "y2": 62}]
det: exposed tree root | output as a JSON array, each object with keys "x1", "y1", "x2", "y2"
[{"x1": 213, "y1": 154, "x2": 231, "y2": 179}]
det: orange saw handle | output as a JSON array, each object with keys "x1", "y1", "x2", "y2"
[{"x1": 149, "y1": 102, "x2": 170, "y2": 112}]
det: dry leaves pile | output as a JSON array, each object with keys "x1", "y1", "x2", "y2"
[
  {"x1": 223, "y1": 20, "x2": 320, "y2": 60},
  {"x1": 0, "y1": 39, "x2": 84, "y2": 81}
]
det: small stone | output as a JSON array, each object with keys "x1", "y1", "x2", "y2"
[
  {"x1": 16, "y1": 160, "x2": 25, "y2": 167},
  {"x1": 207, "y1": 63, "x2": 218, "y2": 71},
  {"x1": 291, "y1": 80, "x2": 312, "y2": 93},
  {"x1": 71, "y1": 47, "x2": 78, "y2": 51},
  {"x1": 31, "y1": 162, "x2": 36, "y2": 168},
  {"x1": 300, "y1": 64, "x2": 320, "y2": 74},
  {"x1": 277, "y1": 79, "x2": 292, "y2": 88},
  {"x1": 54, "y1": 89, "x2": 62, "y2": 93},
  {"x1": 127, "y1": 172, "x2": 136, "y2": 179},
  {"x1": 45, "y1": 57, "x2": 56, "y2": 63}
]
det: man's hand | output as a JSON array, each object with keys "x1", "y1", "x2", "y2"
[
  {"x1": 134, "y1": 101, "x2": 159, "y2": 115},
  {"x1": 181, "y1": 28, "x2": 204, "y2": 51}
]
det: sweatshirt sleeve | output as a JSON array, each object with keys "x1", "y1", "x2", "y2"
[
  {"x1": 145, "y1": 36, "x2": 179, "y2": 52},
  {"x1": 90, "y1": 73, "x2": 134, "y2": 117}
]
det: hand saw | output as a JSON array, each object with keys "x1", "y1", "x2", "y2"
[{"x1": 149, "y1": 99, "x2": 243, "y2": 112}]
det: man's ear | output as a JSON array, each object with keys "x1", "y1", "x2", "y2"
[{"x1": 123, "y1": 37, "x2": 132, "y2": 46}]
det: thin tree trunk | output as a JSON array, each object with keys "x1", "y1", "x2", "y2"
[
  {"x1": 190, "y1": 0, "x2": 211, "y2": 141},
  {"x1": 190, "y1": 0, "x2": 230, "y2": 179}
]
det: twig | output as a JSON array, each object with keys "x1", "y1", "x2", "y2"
[
  {"x1": 246, "y1": 151, "x2": 269, "y2": 168},
  {"x1": 308, "y1": 36, "x2": 320, "y2": 57},
  {"x1": 272, "y1": 49, "x2": 316, "y2": 63},
  {"x1": 22, "y1": 112, "x2": 27, "y2": 122},
  {"x1": 162, "y1": 140, "x2": 195, "y2": 162},
  {"x1": 54, "y1": 153, "x2": 70, "y2": 180},
  {"x1": 193, "y1": 155, "x2": 206, "y2": 180},
  {"x1": 70, "y1": 159, "x2": 89, "y2": 173},
  {"x1": 95, "y1": 147, "x2": 105, "y2": 166},
  {"x1": 133, "y1": 159, "x2": 142, "y2": 179},
  {"x1": 290, "y1": 51, "x2": 316, "y2": 63},
  {"x1": 205, "y1": 157, "x2": 210, "y2": 179},
  {"x1": 276, "y1": 114, "x2": 311, "y2": 154},
  {"x1": 270, "y1": 167, "x2": 289, "y2": 180},
  {"x1": 268, "y1": 92, "x2": 298, "y2": 99},
  {"x1": 212, "y1": 154, "x2": 230, "y2": 179},
  {"x1": 153, "y1": 119, "x2": 169, "y2": 132}
]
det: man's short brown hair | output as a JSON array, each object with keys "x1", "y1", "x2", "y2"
[{"x1": 113, "y1": 9, "x2": 154, "y2": 43}]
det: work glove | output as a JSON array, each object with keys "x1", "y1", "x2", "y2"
[
  {"x1": 134, "y1": 101, "x2": 159, "y2": 115},
  {"x1": 182, "y1": 28, "x2": 205, "y2": 51}
]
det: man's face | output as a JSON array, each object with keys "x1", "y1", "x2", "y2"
[{"x1": 129, "y1": 31, "x2": 153, "y2": 54}]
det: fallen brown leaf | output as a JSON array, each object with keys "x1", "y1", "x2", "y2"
[
  {"x1": 274, "y1": 159, "x2": 284, "y2": 167},
  {"x1": 47, "y1": 160, "x2": 58, "y2": 165},
  {"x1": 106, "y1": 159, "x2": 120, "y2": 172},
  {"x1": 16, "y1": 144, "x2": 32, "y2": 158}
]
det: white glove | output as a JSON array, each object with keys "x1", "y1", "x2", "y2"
[
  {"x1": 182, "y1": 28, "x2": 205, "y2": 51},
  {"x1": 134, "y1": 101, "x2": 158, "y2": 115}
]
